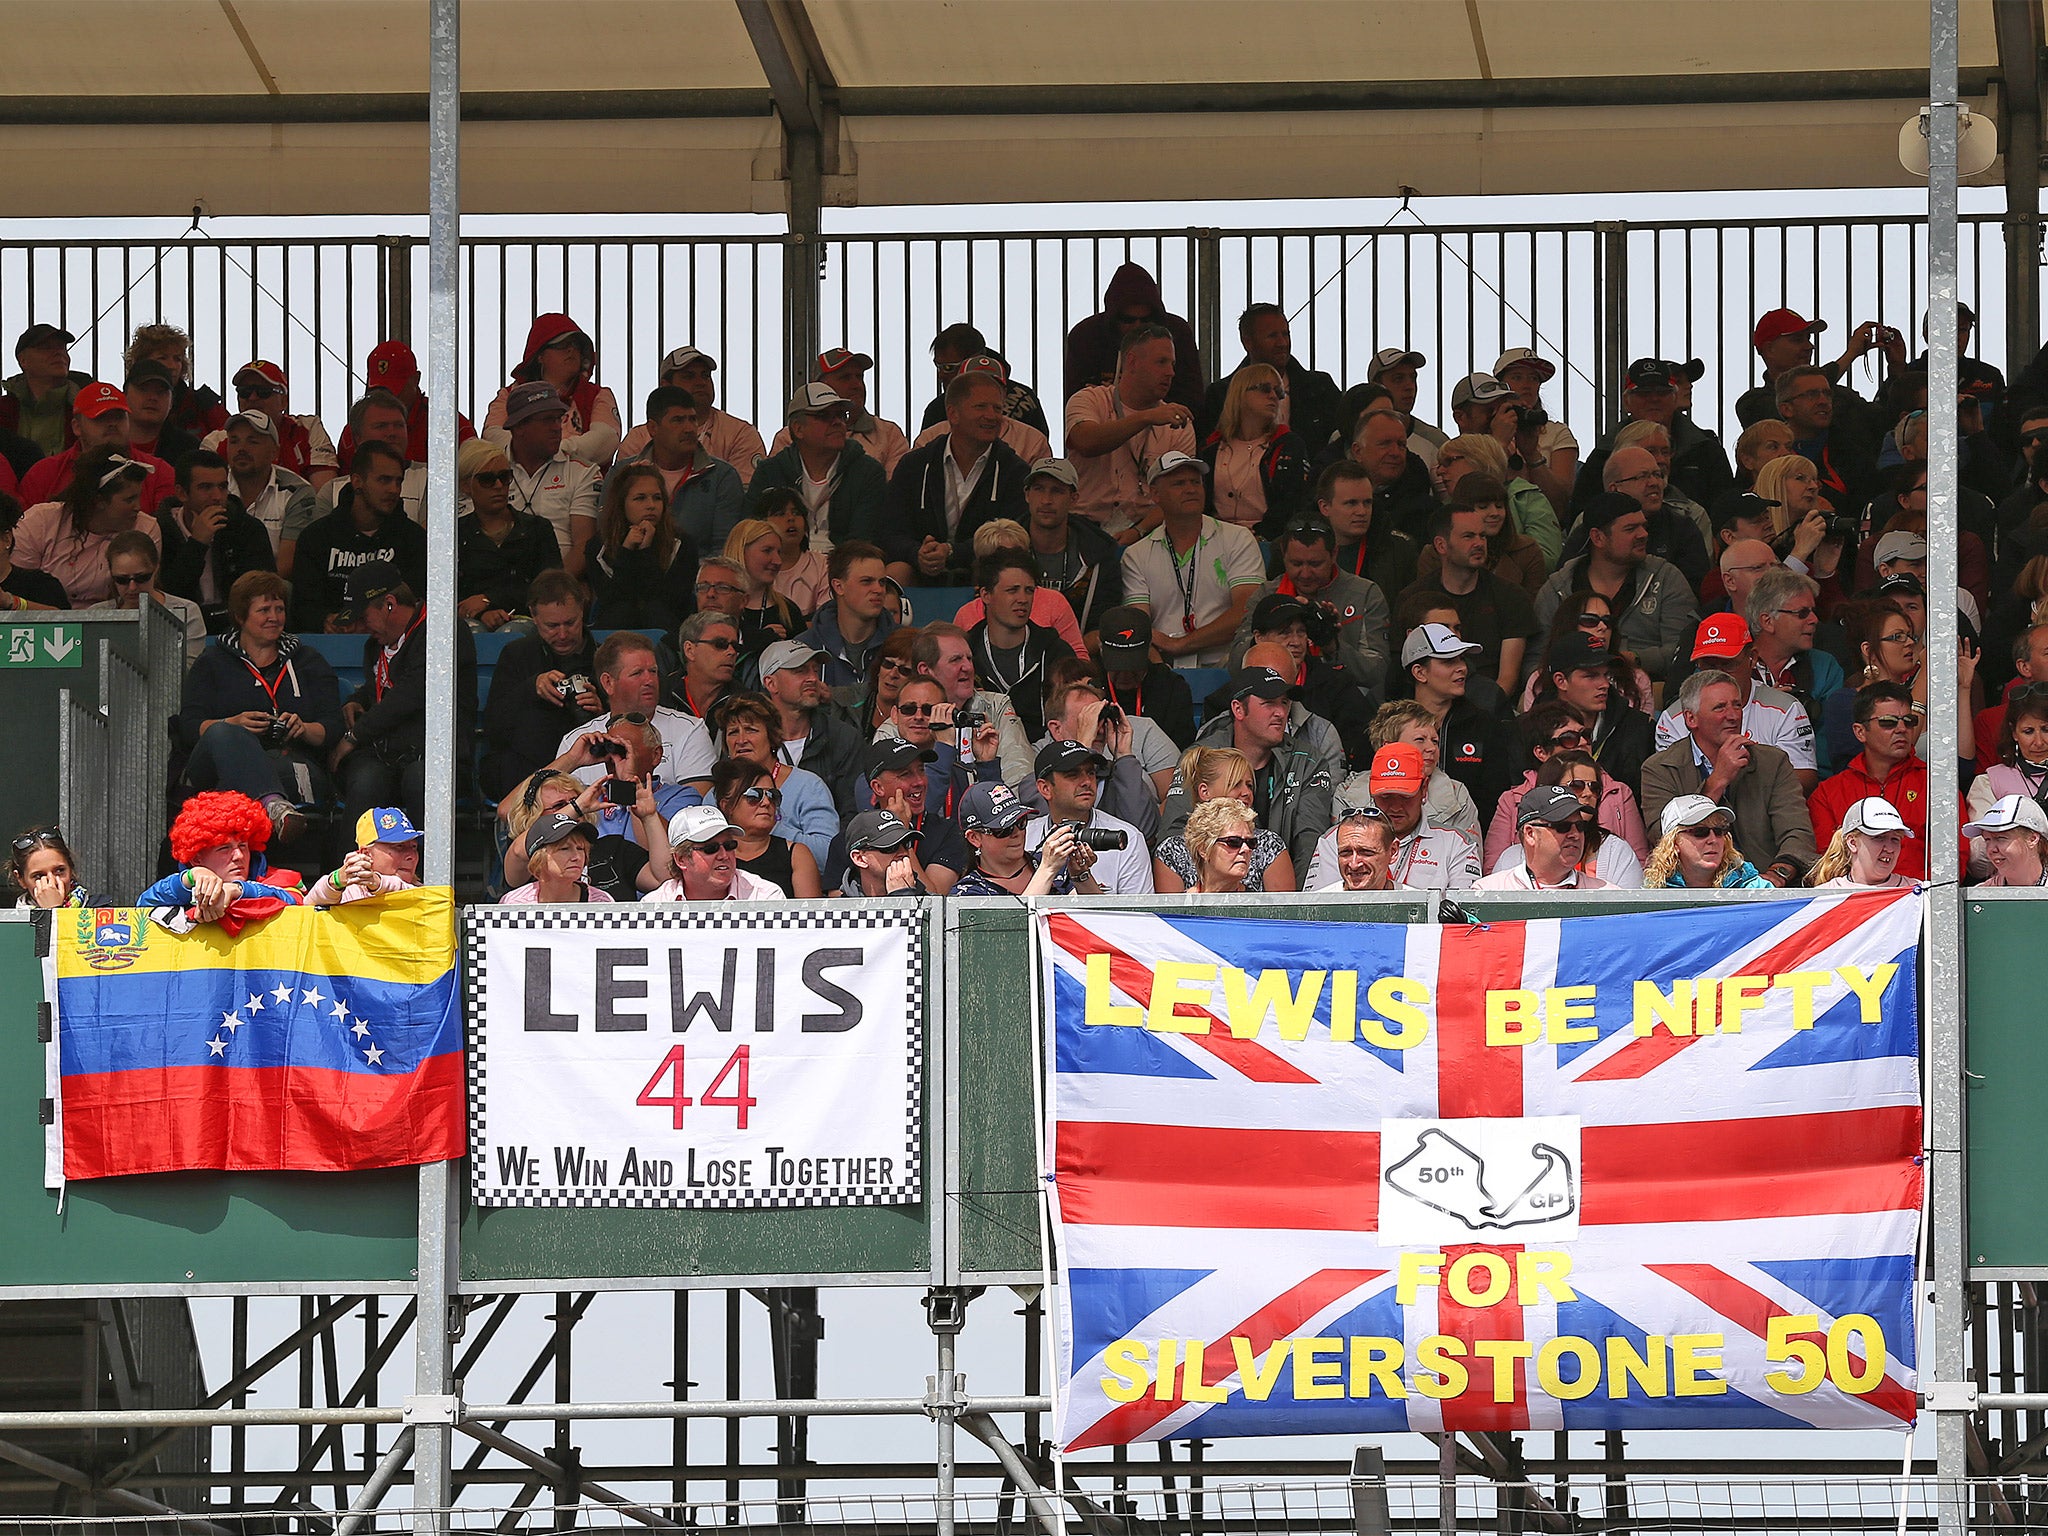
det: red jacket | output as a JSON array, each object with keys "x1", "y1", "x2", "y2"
[
  {"x1": 18, "y1": 444, "x2": 176, "y2": 513},
  {"x1": 1805, "y1": 752, "x2": 1956, "y2": 880}
]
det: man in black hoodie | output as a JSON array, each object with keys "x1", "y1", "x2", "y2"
[
  {"x1": 966, "y1": 548, "x2": 1070, "y2": 740},
  {"x1": 884, "y1": 372, "x2": 1029, "y2": 582},
  {"x1": 288, "y1": 441, "x2": 428, "y2": 632},
  {"x1": 329, "y1": 560, "x2": 474, "y2": 824},
  {"x1": 158, "y1": 449, "x2": 275, "y2": 630},
  {"x1": 1063, "y1": 262, "x2": 1204, "y2": 415}
]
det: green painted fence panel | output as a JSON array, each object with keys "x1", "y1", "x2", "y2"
[{"x1": 1965, "y1": 895, "x2": 2048, "y2": 1271}]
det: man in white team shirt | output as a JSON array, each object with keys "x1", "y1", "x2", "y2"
[
  {"x1": 1474, "y1": 785, "x2": 1613, "y2": 891},
  {"x1": 1655, "y1": 612, "x2": 1818, "y2": 792},
  {"x1": 1305, "y1": 742, "x2": 1477, "y2": 891}
]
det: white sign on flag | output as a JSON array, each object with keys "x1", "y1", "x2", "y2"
[{"x1": 467, "y1": 906, "x2": 922, "y2": 1209}]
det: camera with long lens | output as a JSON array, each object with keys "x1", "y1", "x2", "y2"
[{"x1": 1058, "y1": 819, "x2": 1129, "y2": 852}]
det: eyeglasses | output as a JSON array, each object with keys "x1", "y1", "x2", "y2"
[
  {"x1": 110, "y1": 572, "x2": 152, "y2": 587},
  {"x1": 897, "y1": 702, "x2": 936, "y2": 716},
  {"x1": 1611, "y1": 471, "x2": 1660, "y2": 488},
  {"x1": 1773, "y1": 606, "x2": 1817, "y2": 621},
  {"x1": 1786, "y1": 389, "x2": 1832, "y2": 404},
  {"x1": 611, "y1": 711, "x2": 650, "y2": 726},
  {"x1": 1547, "y1": 729, "x2": 1589, "y2": 749},
  {"x1": 691, "y1": 635, "x2": 739, "y2": 651},
  {"x1": 2024, "y1": 430, "x2": 2048, "y2": 447},
  {"x1": 738, "y1": 786, "x2": 782, "y2": 806},
  {"x1": 1867, "y1": 714, "x2": 1916, "y2": 730},
  {"x1": 688, "y1": 839, "x2": 741, "y2": 856},
  {"x1": 1213, "y1": 836, "x2": 1257, "y2": 852},
  {"x1": 470, "y1": 469, "x2": 512, "y2": 487},
  {"x1": 696, "y1": 581, "x2": 745, "y2": 598},
  {"x1": 1878, "y1": 633, "x2": 1918, "y2": 647}
]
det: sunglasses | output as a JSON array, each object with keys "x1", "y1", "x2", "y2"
[
  {"x1": 898, "y1": 702, "x2": 937, "y2": 716},
  {"x1": 612, "y1": 711, "x2": 650, "y2": 726},
  {"x1": 1213, "y1": 835, "x2": 1258, "y2": 852},
  {"x1": 879, "y1": 657, "x2": 912, "y2": 673},
  {"x1": 11, "y1": 830, "x2": 62, "y2": 855},
  {"x1": 470, "y1": 469, "x2": 512, "y2": 487},
  {"x1": 110, "y1": 572, "x2": 152, "y2": 587},
  {"x1": 1575, "y1": 612, "x2": 1611, "y2": 629},
  {"x1": 692, "y1": 635, "x2": 739, "y2": 651},
  {"x1": 1867, "y1": 714, "x2": 1916, "y2": 731},
  {"x1": 1773, "y1": 606, "x2": 1817, "y2": 621},
  {"x1": 688, "y1": 839, "x2": 742, "y2": 856},
  {"x1": 738, "y1": 786, "x2": 782, "y2": 806},
  {"x1": 1548, "y1": 730, "x2": 1589, "y2": 748},
  {"x1": 1678, "y1": 824, "x2": 1728, "y2": 839}
]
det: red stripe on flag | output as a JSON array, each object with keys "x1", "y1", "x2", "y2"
[
  {"x1": 1434, "y1": 1243, "x2": 1528, "y2": 1432},
  {"x1": 1066, "y1": 1266, "x2": 1386, "y2": 1450},
  {"x1": 1046, "y1": 912, "x2": 1317, "y2": 1084},
  {"x1": 1648, "y1": 1263, "x2": 1917, "y2": 1423},
  {"x1": 1577, "y1": 889, "x2": 1910, "y2": 1082},
  {"x1": 1056, "y1": 1122, "x2": 1379, "y2": 1230},
  {"x1": 61, "y1": 1052, "x2": 467, "y2": 1178},
  {"x1": 1581, "y1": 1107, "x2": 1923, "y2": 1224},
  {"x1": 1436, "y1": 921, "x2": 1527, "y2": 1118}
]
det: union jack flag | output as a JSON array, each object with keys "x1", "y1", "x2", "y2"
[{"x1": 1040, "y1": 890, "x2": 1923, "y2": 1449}]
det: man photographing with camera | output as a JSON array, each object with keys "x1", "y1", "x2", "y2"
[{"x1": 1023, "y1": 739, "x2": 1154, "y2": 894}]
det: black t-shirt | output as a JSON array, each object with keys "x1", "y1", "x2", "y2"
[
  {"x1": 3, "y1": 565, "x2": 70, "y2": 611},
  {"x1": 584, "y1": 834, "x2": 649, "y2": 903},
  {"x1": 1397, "y1": 569, "x2": 1539, "y2": 679},
  {"x1": 819, "y1": 814, "x2": 968, "y2": 891}
]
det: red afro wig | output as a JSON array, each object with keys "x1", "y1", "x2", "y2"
[{"x1": 169, "y1": 791, "x2": 273, "y2": 866}]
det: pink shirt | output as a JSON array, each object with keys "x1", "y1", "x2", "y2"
[
  {"x1": 912, "y1": 415, "x2": 1051, "y2": 467},
  {"x1": 618, "y1": 408, "x2": 767, "y2": 485},
  {"x1": 14, "y1": 500, "x2": 162, "y2": 606},
  {"x1": 1063, "y1": 385, "x2": 1194, "y2": 534},
  {"x1": 774, "y1": 549, "x2": 832, "y2": 616},
  {"x1": 500, "y1": 882, "x2": 616, "y2": 904},
  {"x1": 952, "y1": 590, "x2": 1088, "y2": 659}
]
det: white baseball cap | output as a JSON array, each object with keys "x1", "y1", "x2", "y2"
[
  {"x1": 1492, "y1": 347, "x2": 1556, "y2": 382},
  {"x1": 1400, "y1": 622, "x2": 1482, "y2": 667},
  {"x1": 1659, "y1": 794, "x2": 1735, "y2": 837},
  {"x1": 1962, "y1": 794, "x2": 2048, "y2": 839},
  {"x1": 1840, "y1": 797, "x2": 1914, "y2": 838},
  {"x1": 667, "y1": 805, "x2": 740, "y2": 846}
]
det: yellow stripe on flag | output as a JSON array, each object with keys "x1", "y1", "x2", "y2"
[{"x1": 55, "y1": 886, "x2": 456, "y2": 985}]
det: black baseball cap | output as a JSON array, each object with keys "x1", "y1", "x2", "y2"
[
  {"x1": 845, "y1": 809, "x2": 917, "y2": 853},
  {"x1": 959, "y1": 781, "x2": 1031, "y2": 833},
  {"x1": 1249, "y1": 593, "x2": 1312, "y2": 635},
  {"x1": 1876, "y1": 572, "x2": 1927, "y2": 600},
  {"x1": 865, "y1": 737, "x2": 936, "y2": 777},
  {"x1": 1664, "y1": 357, "x2": 1706, "y2": 383},
  {"x1": 1710, "y1": 490, "x2": 1780, "y2": 536},
  {"x1": 1516, "y1": 785, "x2": 1588, "y2": 829},
  {"x1": 1228, "y1": 666, "x2": 1294, "y2": 703},
  {"x1": 1035, "y1": 739, "x2": 1105, "y2": 778},
  {"x1": 125, "y1": 358, "x2": 176, "y2": 389},
  {"x1": 1097, "y1": 605, "x2": 1151, "y2": 666},
  {"x1": 523, "y1": 811, "x2": 596, "y2": 857},
  {"x1": 15, "y1": 323, "x2": 71, "y2": 353},
  {"x1": 1624, "y1": 358, "x2": 1675, "y2": 391},
  {"x1": 1546, "y1": 633, "x2": 1612, "y2": 676},
  {"x1": 346, "y1": 559, "x2": 407, "y2": 614}
]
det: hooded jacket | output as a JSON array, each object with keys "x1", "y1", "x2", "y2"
[
  {"x1": 884, "y1": 433, "x2": 1032, "y2": 578},
  {"x1": 1534, "y1": 552, "x2": 1700, "y2": 682},
  {"x1": 746, "y1": 439, "x2": 888, "y2": 550},
  {"x1": 1162, "y1": 718, "x2": 1335, "y2": 874},
  {"x1": 481, "y1": 313, "x2": 621, "y2": 465},
  {"x1": 799, "y1": 597, "x2": 902, "y2": 690},
  {"x1": 1063, "y1": 263, "x2": 1204, "y2": 415}
]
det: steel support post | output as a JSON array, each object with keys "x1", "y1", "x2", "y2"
[
  {"x1": 416, "y1": 0, "x2": 463, "y2": 1530},
  {"x1": 335, "y1": 1426, "x2": 418, "y2": 1536},
  {"x1": 1996, "y1": 0, "x2": 2044, "y2": 370},
  {"x1": 1926, "y1": 2, "x2": 1971, "y2": 1532},
  {"x1": 1594, "y1": 223, "x2": 1629, "y2": 431},
  {"x1": 1196, "y1": 229, "x2": 1224, "y2": 385},
  {"x1": 786, "y1": 131, "x2": 823, "y2": 399}
]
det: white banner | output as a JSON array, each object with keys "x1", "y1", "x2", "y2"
[{"x1": 467, "y1": 906, "x2": 922, "y2": 1209}]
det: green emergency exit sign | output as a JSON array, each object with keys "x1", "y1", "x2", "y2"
[{"x1": 2, "y1": 623, "x2": 81, "y2": 669}]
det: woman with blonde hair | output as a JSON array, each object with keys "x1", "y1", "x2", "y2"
[
  {"x1": 586, "y1": 461, "x2": 695, "y2": 630},
  {"x1": 1643, "y1": 795, "x2": 1773, "y2": 890},
  {"x1": 457, "y1": 437, "x2": 561, "y2": 633},
  {"x1": 1809, "y1": 798, "x2": 1915, "y2": 888},
  {"x1": 1152, "y1": 746, "x2": 1297, "y2": 893},
  {"x1": 1180, "y1": 797, "x2": 1264, "y2": 895},
  {"x1": 949, "y1": 517, "x2": 1088, "y2": 658},
  {"x1": 1199, "y1": 363, "x2": 1309, "y2": 534},
  {"x1": 723, "y1": 517, "x2": 802, "y2": 646},
  {"x1": 1431, "y1": 431, "x2": 1560, "y2": 566}
]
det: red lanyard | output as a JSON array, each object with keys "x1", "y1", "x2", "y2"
[
  {"x1": 1107, "y1": 677, "x2": 1142, "y2": 716},
  {"x1": 241, "y1": 657, "x2": 287, "y2": 712},
  {"x1": 371, "y1": 609, "x2": 425, "y2": 699}
]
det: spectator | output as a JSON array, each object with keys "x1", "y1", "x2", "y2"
[
  {"x1": 1964, "y1": 795, "x2": 2048, "y2": 886},
  {"x1": 952, "y1": 783, "x2": 1084, "y2": 896},
  {"x1": 1869, "y1": 505, "x2": 1987, "y2": 630},
  {"x1": 295, "y1": 393, "x2": 427, "y2": 570},
  {"x1": 8, "y1": 826, "x2": 91, "y2": 909},
  {"x1": 1577, "y1": 359, "x2": 1734, "y2": 514},
  {"x1": 1413, "y1": 471, "x2": 1548, "y2": 601},
  {"x1": 1617, "y1": 420, "x2": 1715, "y2": 551},
  {"x1": 1735, "y1": 308, "x2": 1893, "y2": 430},
  {"x1": 288, "y1": 443, "x2": 429, "y2": 632},
  {"x1": 1034, "y1": 675, "x2": 1174, "y2": 828},
  {"x1": 1640, "y1": 669, "x2": 1817, "y2": 886},
  {"x1": 581, "y1": 461, "x2": 693, "y2": 632},
  {"x1": 493, "y1": 379, "x2": 600, "y2": 576},
  {"x1": 1966, "y1": 682, "x2": 2048, "y2": 877},
  {"x1": 0, "y1": 495, "x2": 66, "y2": 611},
  {"x1": 1809, "y1": 797, "x2": 1918, "y2": 888},
  {"x1": 709, "y1": 756, "x2": 821, "y2": 897},
  {"x1": 871, "y1": 673, "x2": 1001, "y2": 822},
  {"x1": 1215, "y1": 593, "x2": 1373, "y2": 768},
  {"x1": 200, "y1": 361, "x2": 338, "y2": 488},
  {"x1": 1565, "y1": 442, "x2": 1710, "y2": 594},
  {"x1": 614, "y1": 385, "x2": 744, "y2": 553},
  {"x1": 123, "y1": 358, "x2": 200, "y2": 467},
  {"x1": 1656, "y1": 616, "x2": 1818, "y2": 790},
  {"x1": 1199, "y1": 303, "x2": 1341, "y2": 455},
  {"x1": 1178, "y1": 798, "x2": 1264, "y2": 895},
  {"x1": 1368, "y1": 348, "x2": 1444, "y2": 468},
  {"x1": 1232, "y1": 516, "x2": 1386, "y2": 690},
  {"x1": 483, "y1": 315, "x2": 620, "y2": 467},
  {"x1": 1065, "y1": 263, "x2": 1202, "y2": 414},
  {"x1": 1485, "y1": 703, "x2": 1649, "y2": 871},
  {"x1": 965, "y1": 548, "x2": 1067, "y2": 740},
  {"x1": 763, "y1": 490, "x2": 829, "y2": 617},
  {"x1": 768, "y1": 347, "x2": 909, "y2": 475},
  {"x1": 332, "y1": 562, "x2": 473, "y2": 826},
  {"x1": 91, "y1": 529, "x2": 204, "y2": 662},
  {"x1": 124, "y1": 323, "x2": 225, "y2": 440},
  {"x1": 1745, "y1": 567, "x2": 1845, "y2": 768},
  {"x1": 137, "y1": 791, "x2": 300, "y2": 923},
  {"x1": 834, "y1": 810, "x2": 928, "y2": 897},
  {"x1": 1315, "y1": 460, "x2": 1419, "y2": 599},
  {"x1": 911, "y1": 621, "x2": 1034, "y2": 786},
  {"x1": 920, "y1": 326, "x2": 1051, "y2": 437},
  {"x1": 1161, "y1": 665, "x2": 1332, "y2": 876},
  {"x1": 712, "y1": 692, "x2": 838, "y2": 868},
  {"x1": 952, "y1": 519, "x2": 1089, "y2": 659},
  {"x1": 1151, "y1": 745, "x2": 1297, "y2": 894},
  {"x1": 748, "y1": 385, "x2": 889, "y2": 566},
  {"x1": 989, "y1": 458, "x2": 1123, "y2": 646},
  {"x1": 1097, "y1": 604, "x2": 1196, "y2": 748},
  {"x1": 801, "y1": 540, "x2": 899, "y2": 690},
  {"x1": 543, "y1": 716, "x2": 687, "y2": 900},
  {"x1": 1490, "y1": 751, "x2": 1646, "y2": 887},
  {"x1": 175, "y1": 570, "x2": 342, "y2": 836},
  {"x1": 888, "y1": 370, "x2": 1030, "y2": 583},
  {"x1": 1530, "y1": 631, "x2": 1656, "y2": 803},
  {"x1": 1024, "y1": 738, "x2": 1154, "y2": 893},
  {"x1": 4, "y1": 323, "x2": 88, "y2": 457},
  {"x1": 1200, "y1": 363, "x2": 1310, "y2": 533},
  {"x1": 1535, "y1": 491, "x2": 1699, "y2": 681},
  {"x1": 1643, "y1": 795, "x2": 1776, "y2": 890},
  {"x1": 618, "y1": 346, "x2": 766, "y2": 484},
  {"x1": 153, "y1": 449, "x2": 270, "y2": 628},
  {"x1": 452, "y1": 438, "x2": 560, "y2": 634},
  {"x1": 1400, "y1": 622, "x2": 1518, "y2": 830},
  {"x1": 502, "y1": 812, "x2": 612, "y2": 904},
  {"x1": 479, "y1": 570, "x2": 602, "y2": 800},
  {"x1": 1349, "y1": 406, "x2": 1438, "y2": 544},
  {"x1": 1826, "y1": 599, "x2": 1923, "y2": 762},
  {"x1": 18, "y1": 383, "x2": 175, "y2": 512},
  {"x1": 1437, "y1": 412, "x2": 1562, "y2": 569},
  {"x1": 1493, "y1": 347, "x2": 1579, "y2": 515},
  {"x1": 1316, "y1": 808, "x2": 1398, "y2": 892},
  {"x1": 16, "y1": 446, "x2": 159, "y2": 607},
  {"x1": 759, "y1": 639, "x2": 865, "y2": 819},
  {"x1": 1306, "y1": 741, "x2": 1476, "y2": 891},
  {"x1": 1474, "y1": 785, "x2": 1612, "y2": 891},
  {"x1": 910, "y1": 351, "x2": 1052, "y2": 468},
  {"x1": 1774, "y1": 364, "x2": 1882, "y2": 516},
  {"x1": 829, "y1": 739, "x2": 965, "y2": 894},
  {"x1": 497, "y1": 770, "x2": 589, "y2": 892},
  {"x1": 1730, "y1": 420, "x2": 1797, "y2": 494},
  {"x1": 306, "y1": 808, "x2": 425, "y2": 907},
  {"x1": 642, "y1": 803, "x2": 785, "y2": 903},
  {"x1": 1065, "y1": 323, "x2": 1197, "y2": 542},
  {"x1": 1121, "y1": 451, "x2": 1262, "y2": 668},
  {"x1": 333, "y1": 340, "x2": 476, "y2": 470},
  {"x1": 1752, "y1": 454, "x2": 1849, "y2": 603},
  {"x1": 659, "y1": 610, "x2": 739, "y2": 721},
  {"x1": 1327, "y1": 700, "x2": 1482, "y2": 854},
  {"x1": 559, "y1": 631, "x2": 716, "y2": 791},
  {"x1": 1707, "y1": 530, "x2": 1782, "y2": 619},
  {"x1": 1397, "y1": 502, "x2": 1541, "y2": 693},
  {"x1": 215, "y1": 409, "x2": 315, "y2": 557},
  {"x1": 723, "y1": 517, "x2": 803, "y2": 648}
]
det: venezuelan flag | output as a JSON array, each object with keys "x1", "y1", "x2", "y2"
[{"x1": 53, "y1": 888, "x2": 464, "y2": 1179}]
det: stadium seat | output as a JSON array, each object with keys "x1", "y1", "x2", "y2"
[
  {"x1": 1182, "y1": 668, "x2": 1228, "y2": 726},
  {"x1": 294, "y1": 632, "x2": 366, "y2": 697},
  {"x1": 906, "y1": 587, "x2": 974, "y2": 627}
]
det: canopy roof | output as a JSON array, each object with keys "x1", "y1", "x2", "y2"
[{"x1": 0, "y1": 0, "x2": 2029, "y2": 217}]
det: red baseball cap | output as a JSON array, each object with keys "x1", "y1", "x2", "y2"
[
  {"x1": 1751, "y1": 308, "x2": 1827, "y2": 350},
  {"x1": 233, "y1": 359, "x2": 288, "y2": 392},
  {"x1": 817, "y1": 347, "x2": 874, "y2": 375},
  {"x1": 367, "y1": 340, "x2": 419, "y2": 385},
  {"x1": 1692, "y1": 613, "x2": 1752, "y2": 660},
  {"x1": 74, "y1": 382, "x2": 127, "y2": 419},
  {"x1": 1368, "y1": 742, "x2": 1427, "y2": 797}
]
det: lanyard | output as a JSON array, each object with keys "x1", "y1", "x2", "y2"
[
  {"x1": 1107, "y1": 676, "x2": 1142, "y2": 717},
  {"x1": 372, "y1": 609, "x2": 425, "y2": 699},
  {"x1": 241, "y1": 656, "x2": 288, "y2": 713},
  {"x1": 1170, "y1": 535, "x2": 1202, "y2": 630}
]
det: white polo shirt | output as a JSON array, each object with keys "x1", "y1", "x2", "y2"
[
  {"x1": 1120, "y1": 516, "x2": 1265, "y2": 668},
  {"x1": 1304, "y1": 821, "x2": 1477, "y2": 892},
  {"x1": 508, "y1": 452, "x2": 602, "y2": 557}
]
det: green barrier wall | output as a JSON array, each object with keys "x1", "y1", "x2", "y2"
[{"x1": 1964, "y1": 895, "x2": 2048, "y2": 1272}]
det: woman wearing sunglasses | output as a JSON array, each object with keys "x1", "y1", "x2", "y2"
[
  {"x1": 1199, "y1": 363, "x2": 1309, "y2": 534},
  {"x1": 586, "y1": 462, "x2": 698, "y2": 632},
  {"x1": 713, "y1": 757, "x2": 822, "y2": 897},
  {"x1": 859, "y1": 629, "x2": 922, "y2": 739},
  {"x1": 1643, "y1": 794, "x2": 1773, "y2": 890},
  {"x1": 1484, "y1": 705, "x2": 1649, "y2": 873},
  {"x1": 710, "y1": 693, "x2": 838, "y2": 868},
  {"x1": 9, "y1": 827, "x2": 92, "y2": 909},
  {"x1": 1180, "y1": 797, "x2": 1263, "y2": 896},
  {"x1": 456, "y1": 438, "x2": 561, "y2": 634},
  {"x1": 1519, "y1": 590, "x2": 1653, "y2": 713},
  {"x1": 1152, "y1": 747, "x2": 1295, "y2": 894}
]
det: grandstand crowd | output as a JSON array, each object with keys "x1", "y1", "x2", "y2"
[{"x1": 11, "y1": 261, "x2": 2048, "y2": 912}]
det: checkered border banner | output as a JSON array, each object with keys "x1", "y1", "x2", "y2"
[{"x1": 463, "y1": 905, "x2": 924, "y2": 1210}]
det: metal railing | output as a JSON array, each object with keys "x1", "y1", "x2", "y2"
[{"x1": 0, "y1": 214, "x2": 2019, "y2": 461}]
